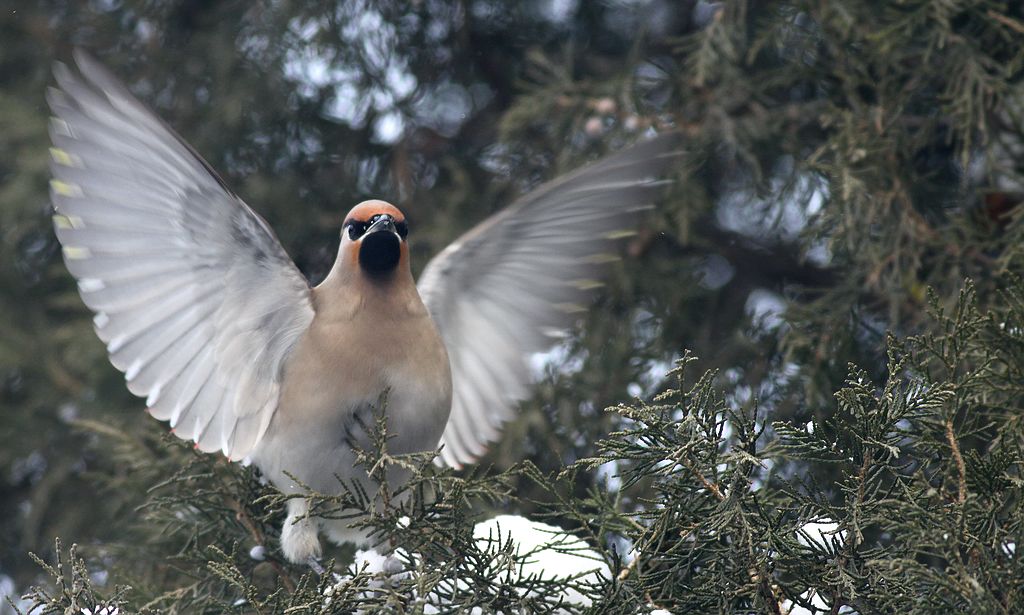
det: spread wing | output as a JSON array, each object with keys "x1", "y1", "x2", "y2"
[
  {"x1": 418, "y1": 134, "x2": 681, "y2": 468},
  {"x1": 48, "y1": 51, "x2": 314, "y2": 460}
]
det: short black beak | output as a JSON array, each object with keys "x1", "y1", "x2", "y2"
[{"x1": 365, "y1": 214, "x2": 397, "y2": 236}]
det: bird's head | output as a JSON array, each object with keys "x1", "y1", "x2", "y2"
[{"x1": 340, "y1": 200, "x2": 410, "y2": 278}]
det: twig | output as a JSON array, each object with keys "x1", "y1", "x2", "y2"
[
  {"x1": 988, "y1": 9, "x2": 1024, "y2": 35},
  {"x1": 945, "y1": 419, "x2": 968, "y2": 504},
  {"x1": 672, "y1": 448, "x2": 726, "y2": 501}
]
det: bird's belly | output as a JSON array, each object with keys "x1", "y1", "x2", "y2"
[{"x1": 251, "y1": 368, "x2": 451, "y2": 496}]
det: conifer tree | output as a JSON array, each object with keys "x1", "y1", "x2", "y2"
[{"x1": 1, "y1": 1, "x2": 1023, "y2": 613}]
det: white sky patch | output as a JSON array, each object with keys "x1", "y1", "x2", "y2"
[
  {"x1": 529, "y1": 338, "x2": 583, "y2": 380},
  {"x1": 781, "y1": 589, "x2": 829, "y2": 615},
  {"x1": 804, "y1": 240, "x2": 832, "y2": 266},
  {"x1": 627, "y1": 354, "x2": 678, "y2": 401},
  {"x1": 373, "y1": 112, "x2": 405, "y2": 144},
  {"x1": 283, "y1": 8, "x2": 418, "y2": 143},
  {"x1": 730, "y1": 383, "x2": 754, "y2": 408},
  {"x1": 90, "y1": 569, "x2": 109, "y2": 587},
  {"x1": 631, "y1": 308, "x2": 662, "y2": 348},
  {"x1": 802, "y1": 186, "x2": 833, "y2": 265},
  {"x1": 717, "y1": 171, "x2": 829, "y2": 243},
  {"x1": 58, "y1": 402, "x2": 80, "y2": 423},
  {"x1": 596, "y1": 459, "x2": 622, "y2": 492},
  {"x1": 694, "y1": 253, "x2": 736, "y2": 289},
  {"x1": 541, "y1": 0, "x2": 579, "y2": 22},
  {"x1": 749, "y1": 457, "x2": 774, "y2": 491},
  {"x1": 746, "y1": 289, "x2": 787, "y2": 332},
  {"x1": 414, "y1": 82, "x2": 474, "y2": 137},
  {"x1": 10, "y1": 450, "x2": 46, "y2": 484},
  {"x1": 0, "y1": 573, "x2": 31, "y2": 614},
  {"x1": 386, "y1": 63, "x2": 417, "y2": 98}
]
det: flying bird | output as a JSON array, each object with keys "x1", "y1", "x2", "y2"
[{"x1": 47, "y1": 51, "x2": 679, "y2": 564}]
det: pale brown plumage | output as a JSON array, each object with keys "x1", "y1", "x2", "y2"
[
  {"x1": 48, "y1": 51, "x2": 681, "y2": 562},
  {"x1": 253, "y1": 200, "x2": 452, "y2": 561}
]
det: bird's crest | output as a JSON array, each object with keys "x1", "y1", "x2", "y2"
[{"x1": 343, "y1": 200, "x2": 405, "y2": 225}]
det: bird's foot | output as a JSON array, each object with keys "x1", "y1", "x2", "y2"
[
  {"x1": 306, "y1": 555, "x2": 326, "y2": 576},
  {"x1": 307, "y1": 556, "x2": 344, "y2": 583},
  {"x1": 281, "y1": 498, "x2": 322, "y2": 564}
]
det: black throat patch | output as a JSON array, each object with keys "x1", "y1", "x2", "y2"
[{"x1": 359, "y1": 231, "x2": 401, "y2": 274}]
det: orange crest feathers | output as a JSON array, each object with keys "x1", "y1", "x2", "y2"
[{"x1": 343, "y1": 200, "x2": 406, "y2": 225}]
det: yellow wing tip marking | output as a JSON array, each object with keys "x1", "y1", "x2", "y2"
[
  {"x1": 581, "y1": 253, "x2": 620, "y2": 264},
  {"x1": 553, "y1": 302, "x2": 586, "y2": 314},
  {"x1": 53, "y1": 213, "x2": 84, "y2": 230},
  {"x1": 50, "y1": 179, "x2": 83, "y2": 197},
  {"x1": 62, "y1": 246, "x2": 92, "y2": 259},
  {"x1": 49, "y1": 147, "x2": 81, "y2": 167},
  {"x1": 569, "y1": 279, "x2": 604, "y2": 290},
  {"x1": 53, "y1": 214, "x2": 72, "y2": 230},
  {"x1": 603, "y1": 229, "x2": 638, "y2": 240}
]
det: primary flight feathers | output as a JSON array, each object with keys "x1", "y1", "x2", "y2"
[
  {"x1": 50, "y1": 52, "x2": 315, "y2": 461},
  {"x1": 49, "y1": 50, "x2": 680, "y2": 474},
  {"x1": 419, "y1": 135, "x2": 679, "y2": 466}
]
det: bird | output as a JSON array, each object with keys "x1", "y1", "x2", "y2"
[{"x1": 47, "y1": 51, "x2": 680, "y2": 564}]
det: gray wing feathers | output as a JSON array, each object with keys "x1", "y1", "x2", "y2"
[
  {"x1": 49, "y1": 51, "x2": 314, "y2": 460},
  {"x1": 419, "y1": 134, "x2": 681, "y2": 468}
]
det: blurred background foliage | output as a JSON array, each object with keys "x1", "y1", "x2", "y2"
[{"x1": 1, "y1": 0, "x2": 1023, "y2": 612}]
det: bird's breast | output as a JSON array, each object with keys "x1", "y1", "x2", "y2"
[
  {"x1": 272, "y1": 307, "x2": 453, "y2": 448},
  {"x1": 251, "y1": 305, "x2": 452, "y2": 494}
]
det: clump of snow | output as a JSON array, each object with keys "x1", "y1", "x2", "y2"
[
  {"x1": 472, "y1": 514, "x2": 610, "y2": 606},
  {"x1": 784, "y1": 519, "x2": 857, "y2": 614},
  {"x1": 320, "y1": 515, "x2": 608, "y2": 612},
  {"x1": 782, "y1": 589, "x2": 858, "y2": 615},
  {"x1": 352, "y1": 549, "x2": 391, "y2": 575},
  {"x1": 80, "y1": 607, "x2": 119, "y2": 615},
  {"x1": 781, "y1": 589, "x2": 828, "y2": 615},
  {"x1": 321, "y1": 581, "x2": 338, "y2": 609},
  {"x1": 796, "y1": 517, "x2": 847, "y2": 550}
]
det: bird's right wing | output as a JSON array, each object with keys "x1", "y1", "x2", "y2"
[
  {"x1": 49, "y1": 51, "x2": 314, "y2": 460},
  {"x1": 418, "y1": 134, "x2": 681, "y2": 467}
]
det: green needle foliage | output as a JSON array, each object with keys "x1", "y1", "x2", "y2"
[
  {"x1": 17, "y1": 280, "x2": 1024, "y2": 613},
  {"x1": 2, "y1": 1, "x2": 1024, "y2": 613}
]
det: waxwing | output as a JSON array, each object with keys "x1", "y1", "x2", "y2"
[{"x1": 47, "y1": 51, "x2": 680, "y2": 564}]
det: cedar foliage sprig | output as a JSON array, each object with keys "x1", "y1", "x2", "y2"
[{"x1": 22, "y1": 278, "x2": 1023, "y2": 613}]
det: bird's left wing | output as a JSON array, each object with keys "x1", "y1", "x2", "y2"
[
  {"x1": 417, "y1": 134, "x2": 681, "y2": 468},
  {"x1": 48, "y1": 52, "x2": 314, "y2": 460}
]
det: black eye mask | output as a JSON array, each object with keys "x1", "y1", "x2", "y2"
[{"x1": 344, "y1": 215, "x2": 409, "y2": 240}]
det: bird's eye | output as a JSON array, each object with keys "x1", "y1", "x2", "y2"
[
  {"x1": 346, "y1": 221, "x2": 368, "y2": 240},
  {"x1": 395, "y1": 220, "x2": 409, "y2": 239}
]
